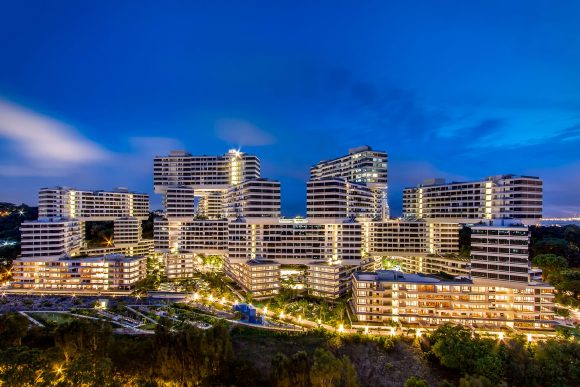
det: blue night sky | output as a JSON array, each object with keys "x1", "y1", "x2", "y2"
[{"x1": 0, "y1": 1, "x2": 579, "y2": 216}]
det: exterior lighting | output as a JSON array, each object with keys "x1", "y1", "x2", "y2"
[
  {"x1": 416, "y1": 329, "x2": 422, "y2": 338},
  {"x1": 317, "y1": 319, "x2": 322, "y2": 325},
  {"x1": 527, "y1": 334, "x2": 533, "y2": 342},
  {"x1": 208, "y1": 294, "x2": 214, "y2": 302},
  {"x1": 338, "y1": 324, "x2": 345, "y2": 333},
  {"x1": 279, "y1": 311, "x2": 285, "y2": 319},
  {"x1": 390, "y1": 327, "x2": 396, "y2": 336},
  {"x1": 193, "y1": 292, "x2": 199, "y2": 301},
  {"x1": 298, "y1": 315, "x2": 302, "y2": 322},
  {"x1": 364, "y1": 326, "x2": 369, "y2": 334},
  {"x1": 498, "y1": 332, "x2": 505, "y2": 341},
  {"x1": 263, "y1": 306, "x2": 268, "y2": 315},
  {"x1": 220, "y1": 296, "x2": 226, "y2": 304}
]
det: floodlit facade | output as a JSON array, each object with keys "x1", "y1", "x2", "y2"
[
  {"x1": 227, "y1": 218, "x2": 362, "y2": 265},
  {"x1": 351, "y1": 270, "x2": 556, "y2": 332},
  {"x1": 80, "y1": 239, "x2": 154, "y2": 259},
  {"x1": 360, "y1": 220, "x2": 462, "y2": 275},
  {"x1": 225, "y1": 178, "x2": 281, "y2": 219},
  {"x1": 153, "y1": 149, "x2": 260, "y2": 219},
  {"x1": 306, "y1": 262, "x2": 358, "y2": 299},
  {"x1": 307, "y1": 178, "x2": 378, "y2": 219},
  {"x1": 225, "y1": 259, "x2": 280, "y2": 298},
  {"x1": 113, "y1": 217, "x2": 142, "y2": 246},
  {"x1": 153, "y1": 149, "x2": 260, "y2": 192},
  {"x1": 155, "y1": 218, "x2": 228, "y2": 279},
  {"x1": 470, "y1": 222, "x2": 539, "y2": 283},
  {"x1": 163, "y1": 186, "x2": 196, "y2": 219},
  {"x1": 154, "y1": 218, "x2": 228, "y2": 255},
  {"x1": 11, "y1": 254, "x2": 147, "y2": 291},
  {"x1": 39, "y1": 187, "x2": 149, "y2": 220},
  {"x1": 402, "y1": 175, "x2": 543, "y2": 225},
  {"x1": 20, "y1": 218, "x2": 82, "y2": 258},
  {"x1": 310, "y1": 146, "x2": 389, "y2": 219}
]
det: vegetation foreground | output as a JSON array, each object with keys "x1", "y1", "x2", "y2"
[{"x1": 0, "y1": 313, "x2": 579, "y2": 386}]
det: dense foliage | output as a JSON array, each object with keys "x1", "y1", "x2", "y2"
[
  {"x1": 425, "y1": 324, "x2": 580, "y2": 387},
  {"x1": 530, "y1": 225, "x2": 580, "y2": 268},
  {"x1": 3, "y1": 312, "x2": 580, "y2": 386}
]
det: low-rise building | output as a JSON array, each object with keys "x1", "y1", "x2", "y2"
[
  {"x1": 225, "y1": 259, "x2": 280, "y2": 298},
  {"x1": 306, "y1": 262, "x2": 357, "y2": 299},
  {"x1": 351, "y1": 270, "x2": 556, "y2": 333},
  {"x1": 11, "y1": 254, "x2": 147, "y2": 291}
]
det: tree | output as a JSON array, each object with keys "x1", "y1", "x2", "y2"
[
  {"x1": 271, "y1": 352, "x2": 291, "y2": 387},
  {"x1": 290, "y1": 351, "x2": 311, "y2": 387},
  {"x1": 404, "y1": 376, "x2": 429, "y2": 387},
  {"x1": 54, "y1": 319, "x2": 112, "y2": 361},
  {"x1": 532, "y1": 254, "x2": 568, "y2": 280},
  {"x1": 0, "y1": 313, "x2": 29, "y2": 348},
  {"x1": 459, "y1": 374, "x2": 495, "y2": 387},
  {"x1": 341, "y1": 355, "x2": 359, "y2": 387},
  {"x1": 429, "y1": 324, "x2": 503, "y2": 383},
  {"x1": 310, "y1": 348, "x2": 342, "y2": 387},
  {"x1": 534, "y1": 339, "x2": 580, "y2": 387}
]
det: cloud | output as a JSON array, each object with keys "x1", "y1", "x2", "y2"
[
  {"x1": 215, "y1": 118, "x2": 276, "y2": 146},
  {"x1": 0, "y1": 98, "x2": 111, "y2": 176}
]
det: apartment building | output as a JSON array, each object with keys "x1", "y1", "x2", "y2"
[
  {"x1": 470, "y1": 222, "x2": 540, "y2": 283},
  {"x1": 227, "y1": 218, "x2": 362, "y2": 265},
  {"x1": 351, "y1": 270, "x2": 556, "y2": 333},
  {"x1": 155, "y1": 218, "x2": 228, "y2": 278},
  {"x1": 225, "y1": 259, "x2": 280, "y2": 298},
  {"x1": 20, "y1": 218, "x2": 82, "y2": 258},
  {"x1": 113, "y1": 217, "x2": 142, "y2": 246},
  {"x1": 306, "y1": 178, "x2": 378, "y2": 220},
  {"x1": 39, "y1": 187, "x2": 149, "y2": 220},
  {"x1": 154, "y1": 149, "x2": 260, "y2": 192},
  {"x1": 306, "y1": 262, "x2": 358, "y2": 299},
  {"x1": 423, "y1": 255, "x2": 470, "y2": 276},
  {"x1": 80, "y1": 239, "x2": 154, "y2": 259},
  {"x1": 225, "y1": 178, "x2": 281, "y2": 219},
  {"x1": 163, "y1": 186, "x2": 196, "y2": 219},
  {"x1": 11, "y1": 254, "x2": 147, "y2": 291},
  {"x1": 310, "y1": 146, "x2": 389, "y2": 219},
  {"x1": 403, "y1": 175, "x2": 542, "y2": 225},
  {"x1": 154, "y1": 218, "x2": 228, "y2": 254},
  {"x1": 154, "y1": 149, "x2": 261, "y2": 219}
]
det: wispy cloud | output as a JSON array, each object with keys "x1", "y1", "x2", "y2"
[
  {"x1": 215, "y1": 118, "x2": 276, "y2": 146},
  {"x1": 0, "y1": 99, "x2": 111, "y2": 176}
]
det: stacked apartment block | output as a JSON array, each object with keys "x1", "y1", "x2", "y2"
[
  {"x1": 12, "y1": 143, "x2": 555, "y2": 334},
  {"x1": 11, "y1": 187, "x2": 151, "y2": 291}
]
